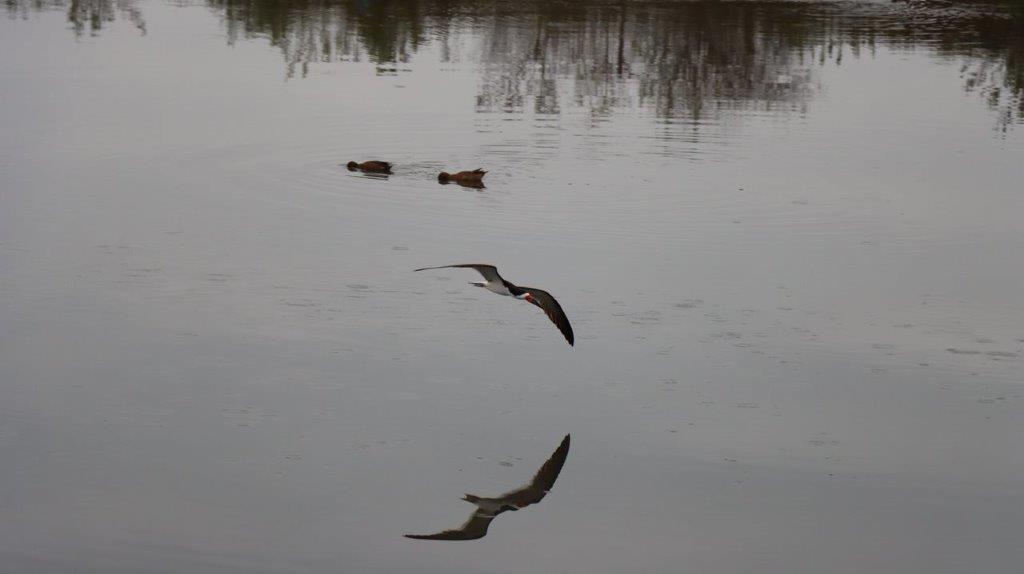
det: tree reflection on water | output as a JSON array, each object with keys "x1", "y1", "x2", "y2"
[
  {"x1": 6, "y1": 0, "x2": 146, "y2": 36},
  {"x1": 6, "y1": 0, "x2": 1022, "y2": 130}
]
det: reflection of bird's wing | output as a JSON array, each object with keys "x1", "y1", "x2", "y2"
[
  {"x1": 413, "y1": 264, "x2": 503, "y2": 284},
  {"x1": 499, "y1": 434, "x2": 571, "y2": 508},
  {"x1": 520, "y1": 288, "x2": 574, "y2": 346},
  {"x1": 403, "y1": 508, "x2": 499, "y2": 541}
]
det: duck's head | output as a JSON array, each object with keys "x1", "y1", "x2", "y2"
[
  {"x1": 438, "y1": 172, "x2": 451, "y2": 183},
  {"x1": 346, "y1": 161, "x2": 359, "y2": 171}
]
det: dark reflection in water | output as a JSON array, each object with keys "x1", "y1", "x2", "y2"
[
  {"x1": 6, "y1": 0, "x2": 146, "y2": 36},
  {"x1": 404, "y1": 434, "x2": 570, "y2": 541},
  {"x1": 6, "y1": 0, "x2": 1023, "y2": 129}
]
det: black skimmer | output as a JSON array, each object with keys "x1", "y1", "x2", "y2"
[
  {"x1": 404, "y1": 434, "x2": 570, "y2": 541},
  {"x1": 347, "y1": 160, "x2": 393, "y2": 174},
  {"x1": 413, "y1": 264, "x2": 574, "y2": 346},
  {"x1": 438, "y1": 169, "x2": 486, "y2": 188}
]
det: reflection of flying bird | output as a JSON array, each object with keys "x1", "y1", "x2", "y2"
[
  {"x1": 404, "y1": 434, "x2": 571, "y2": 541},
  {"x1": 346, "y1": 160, "x2": 392, "y2": 173},
  {"x1": 413, "y1": 264, "x2": 574, "y2": 346},
  {"x1": 438, "y1": 168, "x2": 486, "y2": 188}
]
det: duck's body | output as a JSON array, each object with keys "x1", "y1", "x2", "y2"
[
  {"x1": 347, "y1": 160, "x2": 393, "y2": 174},
  {"x1": 438, "y1": 168, "x2": 486, "y2": 187}
]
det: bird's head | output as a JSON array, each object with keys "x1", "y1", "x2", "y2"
[
  {"x1": 438, "y1": 172, "x2": 451, "y2": 183},
  {"x1": 346, "y1": 161, "x2": 358, "y2": 171}
]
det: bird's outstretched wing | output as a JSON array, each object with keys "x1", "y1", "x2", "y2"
[
  {"x1": 521, "y1": 288, "x2": 574, "y2": 346},
  {"x1": 413, "y1": 264, "x2": 503, "y2": 284},
  {"x1": 499, "y1": 434, "x2": 571, "y2": 507},
  {"x1": 404, "y1": 508, "x2": 498, "y2": 541}
]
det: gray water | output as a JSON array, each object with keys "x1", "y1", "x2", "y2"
[{"x1": 1, "y1": 0, "x2": 1023, "y2": 572}]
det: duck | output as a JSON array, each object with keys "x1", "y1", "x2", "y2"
[
  {"x1": 438, "y1": 168, "x2": 486, "y2": 187},
  {"x1": 347, "y1": 160, "x2": 393, "y2": 174}
]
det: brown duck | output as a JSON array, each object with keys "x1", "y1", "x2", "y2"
[
  {"x1": 347, "y1": 160, "x2": 393, "y2": 174},
  {"x1": 438, "y1": 168, "x2": 486, "y2": 187}
]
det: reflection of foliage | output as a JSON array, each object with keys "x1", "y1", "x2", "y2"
[
  {"x1": 949, "y1": 6, "x2": 1024, "y2": 133},
  {"x1": 513, "y1": 2, "x2": 820, "y2": 118},
  {"x1": 68, "y1": 0, "x2": 146, "y2": 36},
  {"x1": 208, "y1": 0, "x2": 431, "y2": 77},
  {"x1": 197, "y1": 0, "x2": 1021, "y2": 127},
  {"x1": 5, "y1": 0, "x2": 1022, "y2": 128},
  {"x1": 6, "y1": 0, "x2": 146, "y2": 36},
  {"x1": 854, "y1": 0, "x2": 1023, "y2": 130},
  {"x1": 471, "y1": 1, "x2": 820, "y2": 120}
]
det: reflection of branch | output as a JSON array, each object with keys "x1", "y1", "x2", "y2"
[
  {"x1": 891, "y1": 0, "x2": 1023, "y2": 131},
  {"x1": 962, "y1": 56, "x2": 1023, "y2": 134},
  {"x1": 64, "y1": 0, "x2": 146, "y2": 37}
]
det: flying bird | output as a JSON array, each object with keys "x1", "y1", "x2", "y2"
[
  {"x1": 438, "y1": 168, "x2": 486, "y2": 188},
  {"x1": 413, "y1": 264, "x2": 574, "y2": 346},
  {"x1": 346, "y1": 160, "x2": 393, "y2": 174},
  {"x1": 404, "y1": 434, "x2": 571, "y2": 541}
]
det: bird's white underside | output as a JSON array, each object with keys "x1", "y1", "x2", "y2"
[{"x1": 474, "y1": 281, "x2": 514, "y2": 297}]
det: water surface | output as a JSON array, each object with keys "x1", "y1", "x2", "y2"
[{"x1": 1, "y1": 1, "x2": 1022, "y2": 572}]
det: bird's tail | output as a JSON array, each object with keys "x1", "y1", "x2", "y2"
[{"x1": 462, "y1": 494, "x2": 482, "y2": 504}]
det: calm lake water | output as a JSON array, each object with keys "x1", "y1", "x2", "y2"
[{"x1": 1, "y1": 0, "x2": 1023, "y2": 572}]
